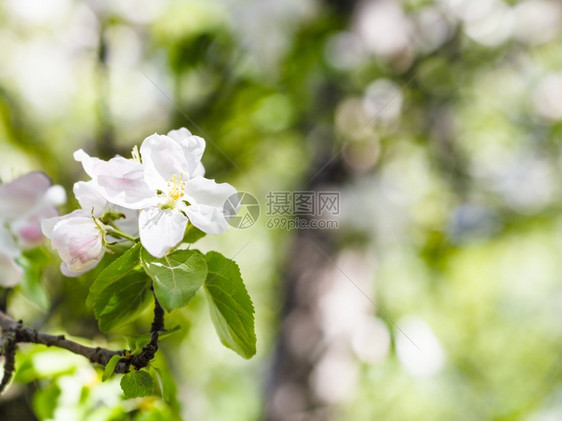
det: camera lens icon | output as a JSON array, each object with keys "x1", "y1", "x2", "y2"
[{"x1": 223, "y1": 192, "x2": 260, "y2": 229}]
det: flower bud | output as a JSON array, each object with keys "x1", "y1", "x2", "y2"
[{"x1": 42, "y1": 213, "x2": 104, "y2": 277}]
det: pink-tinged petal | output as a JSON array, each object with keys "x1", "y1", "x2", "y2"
[
  {"x1": 96, "y1": 174, "x2": 158, "y2": 210},
  {"x1": 74, "y1": 149, "x2": 104, "y2": 178},
  {"x1": 166, "y1": 128, "x2": 206, "y2": 178},
  {"x1": 50, "y1": 216, "x2": 104, "y2": 274},
  {"x1": 41, "y1": 209, "x2": 87, "y2": 239},
  {"x1": 75, "y1": 149, "x2": 155, "y2": 209},
  {"x1": 60, "y1": 260, "x2": 100, "y2": 278},
  {"x1": 16, "y1": 222, "x2": 43, "y2": 244},
  {"x1": 73, "y1": 181, "x2": 107, "y2": 217},
  {"x1": 75, "y1": 149, "x2": 139, "y2": 179},
  {"x1": 0, "y1": 172, "x2": 53, "y2": 220},
  {"x1": 139, "y1": 207, "x2": 187, "y2": 258},
  {"x1": 0, "y1": 252, "x2": 23, "y2": 287},
  {"x1": 11, "y1": 203, "x2": 58, "y2": 249},
  {"x1": 73, "y1": 182, "x2": 139, "y2": 237},
  {"x1": 140, "y1": 134, "x2": 190, "y2": 191}
]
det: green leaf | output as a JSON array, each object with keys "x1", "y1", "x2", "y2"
[
  {"x1": 87, "y1": 243, "x2": 142, "y2": 308},
  {"x1": 183, "y1": 223, "x2": 206, "y2": 244},
  {"x1": 97, "y1": 272, "x2": 151, "y2": 332},
  {"x1": 120, "y1": 370, "x2": 153, "y2": 399},
  {"x1": 148, "y1": 366, "x2": 171, "y2": 402},
  {"x1": 204, "y1": 251, "x2": 256, "y2": 359},
  {"x1": 141, "y1": 248, "x2": 207, "y2": 312},
  {"x1": 87, "y1": 244, "x2": 152, "y2": 332},
  {"x1": 102, "y1": 354, "x2": 121, "y2": 382}
]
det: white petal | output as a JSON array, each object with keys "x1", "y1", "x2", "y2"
[
  {"x1": 0, "y1": 252, "x2": 23, "y2": 287},
  {"x1": 45, "y1": 185, "x2": 66, "y2": 206},
  {"x1": 60, "y1": 260, "x2": 100, "y2": 278},
  {"x1": 166, "y1": 129, "x2": 206, "y2": 178},
  {"x1": 184, "y1": 204, "x2": 230, "y2": 235},
  {"x1": 184, "y1": 176, "x2": 237, "y2": 208},
  {"x1": 182, "y1": 177, "x2": 237, "y2": 234},
  {"x1": 75, "y1": 149, "x2": 155, "y2": 209},
  {"x1": 114, "y1": 207, "x2": 140, "y2": 237},
  {"x1": 192, "y1": 162, "x2": 205, "y2": 178},
  {"x1": 73, "y1": 181, "x2": 107, "y2": 216},
  {"x1": 74, "y1": 149, "x2": 103, "y2": 178},
  {"x1": 0, "y1": 172, "x2": 52, "y2": 220},
  {"x1": 41, "y1": 209, "x2": 87, "y2": 239},
  {"x1": 0, "y1": 225, "x2": 23, "y2": 286},
  {"x1": 166, "y1": 127, "x2": 193, "y2": 140},
  {"x1": 139, "y1": 207, "x2": 188, "y2": 258},
  {"x1": 0, "y1": 225, "x2": 19, "y2": 258},
  {"x1": 140, "y1": 134, "x2": 189, "y2": 191}
]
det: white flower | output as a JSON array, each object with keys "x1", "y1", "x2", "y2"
[
  {"x1": 0, "y1": 172, "x2": 66, "y2": 249},
  {"x1": 73, "y1": 180, "x2": 139, "y2": 237},
  {"x1": 41, "y1": 179, "x2": 115, "y2": 277},
  {"x1": 0, "y1": 172, "x2": 66, "y2": 286},
  {"x1": 42, "y1": 211, "x2": 104, "y2": 277},
  {"x1": 75, "y1": 128, "x2": 238, "y2": 258}
]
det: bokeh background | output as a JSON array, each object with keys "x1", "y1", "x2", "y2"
[{"x1": 1, "y1": 0, "x2": 562, "y2": 420}]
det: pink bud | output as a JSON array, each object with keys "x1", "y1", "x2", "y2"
[{"x1": 45, "y1": 215, "x2": 104, "y2": 276}]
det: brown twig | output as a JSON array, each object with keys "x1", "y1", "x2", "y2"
[
  {"x1": 0, "y1": 309, "x2": 125, "y2": 369},
  {"x1": 0, "y1": 331, "x2": 16, "y2": 393},
  {"x1": 0, "y1": 289, "x2": 165, "y2": 389},
  {"x1": 129, "y1": 289, "x2": 164, "y2": 370}
]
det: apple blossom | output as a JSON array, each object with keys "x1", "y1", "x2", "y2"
[
  {"x1": 0, "y1": 172, "x2": 66, "y2": 285},
  {"x1": 73, "y1": 180, "x2": 139, "y2": 237},
  {"x1": 0, "y1": 172, "x2": 66, "y2": 249},
  {"x1": 41, "y1": 176, "x2": 139, "y2": 277},
  {"x1": 75, "y1": 128, "x2": 238, "y2": 258},
  {"x1": 42, "y1": 211, "x2": 105, "y2": 277}
]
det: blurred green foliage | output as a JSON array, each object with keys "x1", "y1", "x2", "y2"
[{"x1": 1, "y1": 0, "x2": 562, "y2": 420}]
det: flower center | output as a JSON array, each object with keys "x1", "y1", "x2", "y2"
[{"x1": 167, "y1": 174, "x2": 186, "y2": 202}]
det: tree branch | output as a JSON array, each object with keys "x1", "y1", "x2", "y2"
[
  {"x1": 129, "y1": 289, "x2": 164, "y2": 370},
  {"x1": 0, "y1": 309, "x2": 124, "y2": 368},
  {"x1": 0, "y1": 289, "x2": 166, "y2": 389},
  {"x1": 0, "y1": 331, "x2": 16, "y2": 394}
]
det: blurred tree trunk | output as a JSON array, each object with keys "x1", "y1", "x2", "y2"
[
  {"x1": 264, "y1": 0, "x2": 360, "y2": 417},
  {"x1": 264, "y1": 136, "x2": 350, "y2": 421}
]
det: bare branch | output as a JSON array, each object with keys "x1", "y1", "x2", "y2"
[
  {"x1": 0, "y1": 290, "x2": 166, "y2": 384},
  {"x1": 0, "y1": 309, "x2": 124, "y2": 368}
]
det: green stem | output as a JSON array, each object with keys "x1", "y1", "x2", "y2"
[{"x1": 105, "y1": 225, "x2": 138, "y2": 242}]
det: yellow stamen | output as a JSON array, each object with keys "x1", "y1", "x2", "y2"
[
  {"x1": 167, "y1": 174, "x2": 186, "y2": 201},
  {"x1": 131, "y1": 145, "x2": 141, "y2": 163}
]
